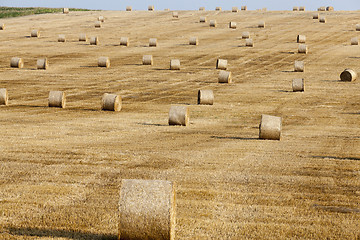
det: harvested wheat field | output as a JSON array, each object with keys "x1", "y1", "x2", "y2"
[{"x1": 0, "y1": 8, "x2": 359, "y2": 240}]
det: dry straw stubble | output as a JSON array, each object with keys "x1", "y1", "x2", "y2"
[{"x1": 169, "y1": 106, "x2": 189, "y2": 126}]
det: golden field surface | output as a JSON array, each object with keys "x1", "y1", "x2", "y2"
[{"x1": 0, "y1": 9, "x2": 359, "y2": 239}]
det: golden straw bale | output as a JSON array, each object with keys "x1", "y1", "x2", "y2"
[
  {"x1": 37, "y1": 58, "x2": 48, "y2": 70},
  {"x1": 189, "y1": 37, "x2": 198, "y2": 45},
  {"x1": 79, "y1": 33, "x2": 87, "y2": 41},
  {"x1": 120, "y1": 37, "x2": 129, "y2": 46},
  {"x1": 170, "y1": 59, "x2": 180, "y2": 70},
  {"x1": 98, "y1": 57, "x2": 110, "y2": 68},
  {"x1": 340, "y1": 69, "x2": 357, "y2": 82},
  {"x1": 218, "y1": 70, "x2": 232, "y2": 83},
  {"x1": 216, "y1": 59, "x2": 227, "y2": 70},
  {"x1": 48, "y1": 91, "x2": 66, "y2": 108},
  {"x1": 142, "y1": 55, "x2": 153, "y2": 65},
  {"x1": 259, "y1": 114, "x2": 282, "y2": 140},
  {"x1": 292, "y1": 78, "x2": 304, "y2": 92},
  {"x1": 294, "y1": 60, "x2": 304, "y2": 72},
  {"x1": 10, "y1": 57, "x2": 23, "y2": 68},
  {"x1": 0, "y1": 88, "x2": 8, "y2": 105},
  {"x1": 101, "y1": 93, "x2": 121, "y2": 111},
  {"x1": 169, "y1": 106, "x2": 189, "y2": 126},
  {"x1": 90, "y1": 36, "x2": 99, "y2": 45},
  {"x1": 198, "y1": 90, "x2": 214, "y2": 105},
  {"x1": 149, "y1": 38, "x2": 157, "y2": 47}
]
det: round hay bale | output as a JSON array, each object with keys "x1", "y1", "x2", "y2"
[
  {"x1": 170, "y1": 59, "x2": 180, "y2": 70},
  {"x1": 149, "y1": 38, "x2": 157, "y2": 47},
  {"x1": 242, "y1": 31, "x2": 250, "y2": 39},
  {"x1": 356, "y1": 24, "x2": 360, "y2": 31},
  {"x1": 142, "y1": 55, "x2": 153, "y2": 65},
  {"x1": 351, "y1": 37, "x2": 358, "y2": 45},
  {"x1": 326, "y1": 6, "x2": 334, "y2": 11},
  {"x1": 148, "y1": 5, "x2": 154, "y2": 11},
  {"x1": 232, "y1": 7, "x2": 239, "y2": 12},
  {"x1": 318, "y1": 6, "x2": 326, "y2": 11},
  {"x1": 299, "y1": 6, "x2": 305, "y2": 11},
  {"x1": 101, "y1": 93, "x2": 121, "y2": 111},
  {"x1": 209, "y1": 20, "x2": 217, "y2": 27},
  {"x1": 198, "y1": 90, "x2": 214, "y2": 105},
  {"x1": 340, "y1": 68, "x2": 357, "y2": 82},
  {"x1": 319, "y1": 16, "x2": 326, "y2": 23},
  {"x1": 172, "y1": 12, "x2": 178, "y2": 18},
  {"x1": 246, "y1": 38, "x2": 254, "y2": 47},
  {"x1": 218, "y1": 70, "x2": 232, "y2": 83},
  {"x1": 199, "y1": 7, "x2": 205, "y2": 11},
  {"x1": 259, "y1": 114, "x2": 282, "y2": 140},
  {"x1": 215, "y1": 7, "x2": 222, "y2": 11},
  {"x1": 293, "y1": 7, "x2": 299, "y2": 11},
  {"x1": 120, "y1": 37, "x2": 129, "y2": 46},
  {"x1": 292, "y1": 78, "x2": 304, "y2": 92},
  {"x1": 297, "y1": 35, "x2": 306, "y2": 43},
  {"x1": 98, "y1": 16, "x2": 105, "y2": 22},
  {"x1": 229, "y1": 22, "x2": 237, "y2": 29},
  {"x1": 0, "y1": 23, "x2": 5, "y2": 30},
  {"x1": 31, "y1": 29, "x2": 39, "y2": 37},
  {"x1": 0, "y1": 88, "x2": 8, "y2": 106},
  {"x1": 294, "y1": 60, "x2": 304, "y2": 72},
  {"x1": 298, "y1": 44, "x2": 308, "y2": 54},
  {"x1": 37, "y1": 58, "x2": 48, "y2": 70},
  {"x1": 63, "y1": 8, "x2": 69, "y2": 14},
  {"x1": 199, "y1": 16, "x2": 207, "y2": 23},
  {"x1": 216, "y1": 59, "x2": 227, "y2": 70},
  {"x1": 48, "y1": 91, "x2": 66, "y2": 108},
  {"x1": 58, "y1": 34, "x2": 66, "y2": 42},
  {"x1": 126, "y1": 6, "x2": 132, "y2": 11},
  {"x1": 79, "y1": 33, "x2": 87, "y2": 42},
  {"x1": 90, "y1": 36, "x2": 99, "y2": 45},
  {"x1": 241, "y1": 6, "x2": 247, "y2": 11},
  {"x1": 258, "y1": 21, "x2": 265, "y2": 28},
  {"x1": 189, "y1": 37, "x2": 198, "y2": 45},
  {"x1": 313, "y1": 13, "x2": 319, "y2": 19},
  {"x1": 10, "y1": 57, "x2": 23, "y2": 68},
  {"x1": 169, "y1": 105, "x2": 189, "y2": 126},
  {"x1": 98, "y1": 57, "x2": 110, "y2": 68},
  {"x1": 95, "y1": 21, "x2": 101, "y2": 28},
  {"x1": 119, "y1": 179, "x2": 176, "y2": 240}
]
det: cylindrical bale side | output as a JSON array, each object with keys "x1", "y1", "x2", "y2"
[
  {"x1": 209, "y1": 20, "x2": 217, "y2": 27},
  {"x1": 98, "y1": 57, "x2": 110, "y2": 68},
  {"x1": 148, "y1": 5, "x2": 154, "y2": 11},
  {"x1": 95, "y1": 21, "x2": 101, "y2": 28},
  {"x1": 298, "y1": 44, "x2": 308, "y2": 54},
  {"x1": 172, "y1": 12, "x2": 178, "y2": 18},
  {"x1": 101, "y1": 93, "x2": 121, "y2": 111},
  {"x1": 63, "y1": 8, "x2": 69, "y2": 14},
  {"x1": 189, "y1": 37, "x2": 198, "y2": 45},
  {"x1": 297, "y1": 35, "x2": 306, "y2": 43},
  {"x1": 294, "y1": 60, "x2": 304, "y2": 72},
  {"x1": 326, "y1": 6, "x2": 334, "y2": 11},
  {"x1": 58, "y1": 34, "x2": 66, "y2": 42},
  {"x1": 313, "y1": 13, "x2": 319, "y2": 19},
  {"x1": 215, "y1": 7, "x2": 222, "y2": 11},
  {"x1": 318, "y1": 6, "x2": 326, "y2": 11},
  {"x1": 170, "y1": 59, "x2": 180, "y2": 70},
  {"x1": 241, "y1": 6, "x2": 247, "y2": 11},
  {"x1": 229, "y1": 22, "x2": 237, "y2": 29},
  {"x1": 259, "y1": 114, "x2": 282, "y2": 140},
  {"x1": 0, "y1": 88, "x2": 8, "y2": 106},
  {"x1": 48, "y1": 91, "x2": 66, "y2": 108},
  {"x1": 90, "y1": 36, "x2": 99, "y2": 45},
  {"x1": 126, "y1": 6, "x2": 132, "y2": 11},
  {"x1": 120, "y1": 37, "x2": 129, "y2": 46},
  {"x1": 142, "y1": 55, "x2": 153, "y2": 65},
  {"x1": 351, "y1": 37, "x2": 358, "y2": 45},
  {"x1": 232, "y1": 7, "x2": 238, "y2": 12},
  {"x1": 199, "y1": 7, "x2": 205, "y2": 11},
  {"x1": 216, "y1": 59, "x2": 227, "y2": 70},
  {"x1": 340, "y1": 69, "x2": 357, "y2": 82},
  {"x1": 293, "y1": 7, "x2": 298, "y2": 11},
  {"x1": 246, "y1": 39, "x2": 254, "y2": 47},
  {"x1": 118, "y1": 179, "x2": 176, "y2": 240},
  {"x1": 169, "y1": 105, "x2": 189, "y2": 126},
  {"x1": 198, "y1": 90, "x2": 214, "y2": 105},
  {"x1": 31, "y1": 29, "x2": 39, "y2": 37},
  {"x1": 242, "y1": 31, "x2": 250, "y2": 39},
  {"x1": 98, "y1": 16, "x2": 105, "y2": 22},
  {"x1": 199, "y1": 16, "x2": 207, "y2": 23},
  {"x1": 319, "y1": 16, "x2": 326, "y2": 23},
  {"x1": 10, "y1": 57, "x2": 23, "y2": 68},
  {"x1": 149, "y1": 38, "x2": 157, "y2": 47},
  {"x1": 292, "y1": 78, "x2": 304, "y2": 92},
  {"x1": 258, "y1": 21, "x2": 265, "y2": 28},
  {"x1": 37, "y1": 58, "x2": 48, "y2": 70},
  {"x1": 79, "y1": 33, "x2": 87, "y2": 41},
  {"x1": 356, "y1": 24, "x2": 360, "y2": 31},
  {"x1": 218, "y1": 70, "x2": 232, "y2": 83},
  {"x1": 299, "y1": 6, "x2": 305, "y2": 11},
  {"x1": 0, "y1": 23, "x2": 5, "y2": 30}
]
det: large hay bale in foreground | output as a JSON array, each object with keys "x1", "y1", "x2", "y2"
[
  {"x1": 95, "y1": 21, "x2": 101, "y2": 28},
  {"x1": 242, "y1": 31, "x2": 250, "y2": 39},
  {"x1": 215, "y1": 7, "x2": 222, "y2": 11},
  {"x1": 216, "y1": 59, "x2": 227, "y2": 70},
  {"x1": 294, "y1": 61, "x2": 304, "y2": 72},
  {"x1": 241, "y1": 6, "x2": 247, "y2": 11},
  {"x1": 218, "y1": 70, "x2": 232, "y2": 83},
  {"x1": 209, "y1": 20, "x2": 217, "y2": 27},
  {"x1": 102, "y1": 93, "x2": 121, "y2": 111},
  {"x1": 169, "y1": 106, "x2": 189, "y2": 126},
  {"x1": 297, "y1": 35, "x2": 306, "y2": 43},
  {"x1": 31, "y1": 29, "x2": 39, "y2": 37},
  {"x1": 118, "y1": 179, "x2": 176, "y2": 240},
  {"x1": 246, "y1": 38, "x2": 254, "y2": 47},
  {"x1": 79, "y1": 33, "x2": 87, "y2": 42},
  {"x1": 259, "y1": 114, "x2": 282, "y2": 140},
  {"x1": 198, "y1": 90, "x2": 214, "y2": 105},
  {"x1": 199, "y1": 16, "x2": 207, "y2": 23},
  {"x1": 298, "y1": 44, "x2": 308, "y2": 54},
  {"x1": 58, "y1": 34, "x2": 66, "y2": 42},
  {"x1": 351, "y1": 37, "x2": 358, "y2": 45},
  {"x1": 148, "y1": 5, "x2": 154, "y2": 11},
  {"x1": 170, "y1": 59, "x2": 180, "y2": 70},
  {"x1": 48, "y1": 91, "x2": 66, "y2": 108},
  {"x1": 319, "y1": 16, "x2": 326, "y2": 23},
  {"x1": 37, "y1": 58, "x2": 48, "y2": 70},
  {"x1": 98, "y1": 57, "x2": 110, "y2": 68},
  {"x1": 10, "y1": 57, "x2": 23, "y2": 68},
  {"x1": 292, "y1": 78, "x2": 304, "y2": 92},
  {"x1": 90, "y1": 36, "x2": 99, "y2": 45},
  {"x1": 126, "y1": 6, "x2": 132, "y2": 11},
  {"x1": 189, "y1": 37, "x2": 198, "y2": 45},
  {"x1": 63, "y1": 8, "x2": 69, "y2": 14},
  {"x1": 229, "y1": 22, "x2": 237, "y2": 29},
  {"x1": 232, "y1": 7, "x2": 239, "y2": 12},
  {"x1": 98, "y1": 16, "x2": 105, "y2": 22},
  {"x1": 120, "y1": 37, "x2": 129, "y2": 46},
  {"x1": 340, "y1": 69, "x2": 357, "y2": 82},
  {"x1": 258, "y1": 21, "x2": 265, "y2": 28},
  {"x1": 313, "y1": 13, "x2": 319, "y2": 19},
  {"x1": 149, "y1": 38, "x2": 157, "y2": 47},
  {"x1": 142, "y1": 55, "x2": 153, "y2": 65},
  {"x1": 0, "y1": 88, "x2": 8, "y2": 106},
  {"x1": 0, "y1": 23, "x2": 5, "y2": 30}
]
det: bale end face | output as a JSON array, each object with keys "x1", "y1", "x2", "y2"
[
  {"x1": 169, "y1": 106, "x2": 189, "y2": 126},
  {"x1": 102, "y1": 93, "x2": 122, "y2": 111},
  {"x1": 292, "y1": 78, "x2": 304, "y2": 92},
  {"x1": 216, "y1": 59, "x2": 227, "y2": 70},
  {"x1": 37, "y1": 58, "x2": 48, "y2": 70},
  {"x1": 142, "y1": 55, "x2": 153, "y2": 65},
  {"x1": 218, "y1": 70, "x2": 232, "y2": 83},
  {"x1": 10, "y1": 57, "x2": 23, "y2": 68},
  {"x1": 48, "y1": 91, "x2": 66, "y2": 108},
  {"x1": 294, "y1": 61, "x2": 304, "y2": 72},
  {"x1": 170, "y1": 59, "x2": 180, "y2": 70},
  {"x1": 340, "y1": 69, "x2": 357, "y2": 82},
  {"x1": 259, "y1": 114, "x2": 282, "y2": 140},
  {"x1": 98, "y1": 57, "x2": 110, "y2": 68},
  {"x1": 0, "y1": 88, "x2": 8, "y2": 106},
  {"x1": 198, "y1": 90, "x2": 214, "y2": 105}
]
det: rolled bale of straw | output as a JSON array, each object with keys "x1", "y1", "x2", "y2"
[
  {"x1": 120, "y1": 37, "x2": 129, "y2": 46},
  {"x1": 126, "y1": 6, "x2": 132, "y2": 11},
  {"x1": 351, "y1": 37, "x2": 358, "y2": 45},
  {"x1": 293, "y1": 7, "x2": 299, "y2": 11},
  {"x1": 232, "y1": 7, "x2": 239, "y2": 12},
  {"x1": 189, "y1": 37, "x2": 198, "y2": 45},
  {"x1": 58, "y1": 34, "x2": 66, "y2": 42},
  {"x1": 149, "y1": 38, "x2": 157, "y2": 47},
  {"x1": 216, "y1": 59, "x2": 227, "y2": 70},
  {"x1": 241, "y1": 6, "x2": 247, "y2": 11},
  {"x1": 319, "y1": 16, "x2": 326, "y2": 23},
  {"x1": 199, "y1": 7, "x2": 205, "y2": 11},
  {"x1": 259, "y1": 114, "x2": 282, "y2": 140},
  {"x1": 215, "y1": 7, "x2": 222, "y2": 11},
  {"x1": 340, "y1": 69, "x2": 357, "y2": 82},
  {"x1": 95, "y1": 21, "x2": 101, "y2": 28},
  {"x1": 148, "y1": 5, "x2": 154, "y2": 11},
  {"x1": 0, "y1": 88, "x2": 8, "y2": 105},
  {"x1": 63, "y1": 8, "x2": 69, "y2": 14},
  {"x1": 299, "y1": 6, "x2": 305, "y2": 11},
  {"x1": 209, "y1": 20, "x2": 217, "y2": 27},
  {"x1": 101, "y1": 93, "x2": 121, "y2": 111},
  {"x1": 229, "y1": 22, "x2": 237, "y2": 29},
  {"x1": 258, "y1": 21, "x2": 265, "y2": 28},
  {"x1": 218, "y1": 70, "x2": 232, "y2": 83},
  {"x1": 79, "y1": 33, "x2": 87, "y2": 41},
  {"x1": 48, "y1": 91, "x2": 66, "y2": 108},
  {"x1": 198, "y1": 90, "x2": 214, "y2": 105},
  {"x1": 294, "y1": 60, "x2": 304, "y2": 72},
  {"x1": 169, "y1": 105, "x2": 189, "y2": 126},
  {"x1": 98, "y1": 57, "x2": 110, "y2": 68},
  {"x1": 98, "y1": 16, "x2": 105, "y2": 22},
  {"x1": 170, "y1": 59, "x2": 180, "y2": 70},
  {"x1": 313, "y1": 13, "x2": 319, "y2": 19},
  {"x1": 142, "y1": 55, "x2": 153, "y2": 65},
  {"x1": 318, "y1": 6, "x2": 326, "y2": 11},
  {"x1": 242, "y1": 31, "x2": 250, "y2": 39},
  {"x1": 0, "y1": 23, "x2": 5, "y2": 30},
  {"x1": 246, "y1": 39, "x2": 254, "y2": 47},
  {"x1": 298, "y1": 44, "x2": 308, "y2": 54},
  {"x1": 31, "y1": 29, "x2": 39, "y2": 37},
  {"x1": 326, "y1": 6, "x2": 334, "y2": 11},
  {"x1": 118, "y1": 179, "x2": 176, "y2": 240},
  {"x1": 10, "y1": 57, "x2": 23, "y2": 68},
  {"x1": 172, "y1": 12, "x2": 178, "y2": 18},
  {"x1": 199, "y1": 16, "x2": 207, "y2": 23},
  {"x1": 90, "y1": 36, "x2": 99, "y2": 45},
  {"x1": 37, "y1": 58, "x2": 48, "y2": 70},
  {"x1": 297, "y1": 35, "x2": 306, "y2": 43},
  {"x1": 356, "y1": 24, "x2": 360, "y2": 31},
  {"x1": 292, "y1": 78, "x2": 304, "y2": 92}
]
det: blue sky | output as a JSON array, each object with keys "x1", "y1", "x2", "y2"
[{"x1": 1, "y1": 0, "x2": 359, "y2": 11}]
